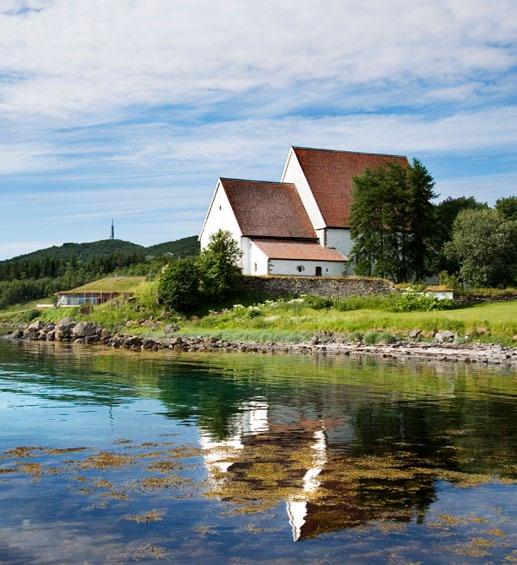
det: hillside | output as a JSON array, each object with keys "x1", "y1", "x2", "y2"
[
  {"x1": 0, "y1": 236, "x2": 199, "y2": 267},
  {"x1": 3, "y1": 239, "x2": 145, "y2": 264},
  {"x1": 0, "y1": 236, "x2": 198, "y2": 308},
  {"x1": 145, "y1": 236, "x2": 199, "y2": 258}
]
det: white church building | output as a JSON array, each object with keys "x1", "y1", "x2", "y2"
[{"x1": 199, "y1": 146, "x2": 408, "y2": 277}]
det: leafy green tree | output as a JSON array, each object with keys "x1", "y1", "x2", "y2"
[
  {"x1": 350, "y1": 159, "x2": 437, "y2": 282},
  {"x1": 434, "y1": 196, "x2": 488, "y2": 273},
  {"x1": 158, "y1": 258, "x2": 201, "y2": 313},
  {"x1": 197, "y1": 230, "x2": 242, "y2": 300},
  {"x1": 444, "y1": 208, "x2": 517, "y2": 287},
  {"x1": 496, "y1": 196, "x2": 517, "y2": 221}
]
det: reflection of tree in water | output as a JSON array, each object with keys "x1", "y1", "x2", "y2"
[
  {"x1": 200, "y1": 401, "x2": 441, "y2": 540},
  {"x1": 196, "y1": 386, "x2": 517, "y2": 541}
]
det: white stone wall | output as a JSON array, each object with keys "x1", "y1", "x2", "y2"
[
  {"x1": 281, "y1": 149, "x2": 325, "y2": 230},
  {"x1": 199, "y1": 181, "x2": 242, "y2": 249},
  {"x1": 269, "y1": 259, "x2": 346, "y2": 277},
  {"x1": 324, "y1": 228, "x2": 354, "y2": 259}
]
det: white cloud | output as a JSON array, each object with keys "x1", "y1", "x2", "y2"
[{"x1": 0, "y1": 0, "x2": 515, "y2": 125}]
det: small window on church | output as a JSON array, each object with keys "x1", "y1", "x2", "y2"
[
  {"x1": 254, "y1": 262, "x2": 257, "y2": 272},
  {"x1": 219, "y1": 205, "x2": 222, "y2": 211},
  {"x1": 296, "y1": 265, "x2": 305, "y2": 272}
]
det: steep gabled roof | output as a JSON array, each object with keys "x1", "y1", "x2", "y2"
[
  {"x1": 292, "y1": 147, "x2": 409, "y2": 228},
  {"x1": 252, "y1": 238, "x2": 347, "y2": 261},
  {"x1": 221, "y1": 178, "x2": 317, "y2": 239}
]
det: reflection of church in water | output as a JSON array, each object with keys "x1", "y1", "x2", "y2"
[{"x1": 198, "y1": 398, "x2": 436, "y2": 541}]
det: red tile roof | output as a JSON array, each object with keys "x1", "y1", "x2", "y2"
[
  {"x1": 221, "y1": 178, "x2": 317, "y2": 239},
  {"x1": 252, "y1": 238, "x2": 347, "y2": 261},
  {"x1": 293, "y1": 147, "x2": 409, "y2": 228}
]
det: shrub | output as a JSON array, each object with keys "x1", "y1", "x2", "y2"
[
  {"x1": 197, "y1": 230, "x2": 242, "y2": 300},
  {"x1": 134, "y1": 280, "x2": 160, "y2": 311},
  {"x1": 158, "y1": 258, "x2": 201, "y2": 313},
  {"x1": 349, "y1": 331, "x2": 364, "y2": 342},
  {"x1": 363, "y1": 331, "x2": 398, "y2": 345},
  {"x1": 18, "y1": 308, "x2": 41, "y2": 323},
  {"x1": 302, "y1": 295, "x2": 333, "y2": 309},
  {"x1": 388, "y1": 288, "x2": 455, "y2": 312},
  {"x1": 333, "y1": 295, "x2": 391, "y2": 311},
  {"x1": 245, "y1": 306, "x2": 263, "y2": 319}
]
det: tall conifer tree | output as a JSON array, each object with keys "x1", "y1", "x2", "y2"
[
  {"x1": 350, "y1": 159, "x2": 437, "y2": 282},
  {"x1": 406, "y1": 159, "x2": 437, "y2": 280}
]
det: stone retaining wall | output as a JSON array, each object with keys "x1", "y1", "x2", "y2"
[{"x1": 242, "y1": 275, "x2": 395, "y2": 298}]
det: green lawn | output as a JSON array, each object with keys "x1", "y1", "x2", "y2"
[
  {"x1": 181, "y1": 300, "x2": 517, "y2": 344},
  {"x1": 0, "y1": 298, "x2": 52, "y2": 323}
]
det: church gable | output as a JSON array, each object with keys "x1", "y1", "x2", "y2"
[{"x1": 292, "y1": 147, "x2": 409, "y2": 228}]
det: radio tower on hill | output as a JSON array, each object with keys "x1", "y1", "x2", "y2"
[{"x1": 110, "y1": 219, "x2": 115, "y2": 240}]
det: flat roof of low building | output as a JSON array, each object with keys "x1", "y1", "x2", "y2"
[{"x1": 57, "y1": 276, "x2": 146, "y2": 294}]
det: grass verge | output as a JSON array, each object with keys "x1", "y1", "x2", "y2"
[{"x1": 1, "y1": 282, "x2": 515, "y2": 346}]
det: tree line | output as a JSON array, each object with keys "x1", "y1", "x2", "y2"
[
  {"x1": 350, "y1": 160, "x2": 517, "y2": 287},
  {"x1": 0, "y1": 252, "x2": 146, "y2": 282},
  {"x1": 0, "y1": 252, "x2": 148, "y2": 309}
]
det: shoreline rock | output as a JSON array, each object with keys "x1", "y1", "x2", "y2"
[{"x1": 3, "y1": 319, "x2": 517, "y2": 366}]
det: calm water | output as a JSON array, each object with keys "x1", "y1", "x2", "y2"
[{"x1": 0, "y1": 340, "x2": 516, "y2": 564}]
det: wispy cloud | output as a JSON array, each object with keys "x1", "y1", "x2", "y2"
[
  {"x1": 2, "y1": 106, "x2": 516, "y2": 178},
  {"x1": 439, "y1": 172, "x2": 517, "y2": 202},
  {"x1": 0, "y1": 0, "x2": 516, "y2": 125},
  {"x1": 0, "y1": 240, "x2": 56, "y2": 259}
]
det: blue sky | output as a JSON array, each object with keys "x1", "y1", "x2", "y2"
[{"x1": 0, "y1": 0, "x2": 516, "y2": 259}]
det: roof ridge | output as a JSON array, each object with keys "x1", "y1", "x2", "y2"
[
  {"x1": 220, "y1": 177, "x2": 295, "y2": 186},
  {"x1": 292, "y1": 146, "x2": 408, "y2": 159}
]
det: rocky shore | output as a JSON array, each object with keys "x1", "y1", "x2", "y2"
[{"x1": 4, "y1": 318, "x2": 517, "y2": 366}]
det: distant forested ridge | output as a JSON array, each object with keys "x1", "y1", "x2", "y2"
[
  {"x1": 144, "y1": 236, "x2": 200, "y2": 258},
  {"x1": 0, "y1": 236, "x2": 199, "y2": 308}
]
